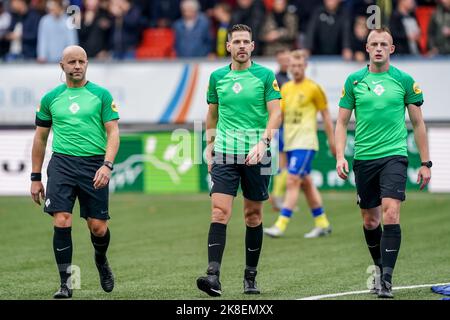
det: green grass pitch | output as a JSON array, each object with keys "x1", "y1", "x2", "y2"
[{"x1": 0, "y1": 192, "x2": 449, "y2": 300}]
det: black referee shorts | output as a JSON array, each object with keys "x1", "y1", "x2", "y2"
[
  {"x1": 210, "y1": 151, "x2": 272, "y2": 202},
  {"x1": 353, "y1": 155, "x2": 408, "y2": 209},
  {"x1": 44, "y1": 152, "x2": 110, "y2": 220}
]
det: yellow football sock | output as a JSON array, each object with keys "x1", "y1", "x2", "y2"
[
  {"x1": 314, "y1": 214, "x2": 330, "y2": 229},
  {"x1": 275, "y1": 216, "x2": 290, "y2": 232},
  {"x1": 272, "y1": 169, "x2": 287, "y2": 198}
]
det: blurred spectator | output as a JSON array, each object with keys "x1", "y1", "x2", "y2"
[
  {"x1": 149, "y1": 0, "x2": 181, "y2": 27},
  {"x1": 305, "y1": 0, "x2": 352, "y2": 60},
  {"x1": 212, "y1": 2, "x2": 232, "y2": 57},
  {"x1": 351, "y1": 15, "x2": 369, "y2": 62},
  {"x1": 6, "y1": 0, "x2": 42, "y2": 60},
  {"x1": 78, "y1": 0, "x2": 112, "y2": 59},
  {"x1": 32, "y1": 0, "x2": 47, "y2": 14},
  {"x1": 109, "y1": 0, "x2": 144, "y2": 60},
  {"x1": 275, "y1": 48, "x2": 290, "y2": 87},
  {"x1": 427, "y1": 0, "x2": 450, "y2": 55},
  {"x1": 260, "y1": 0, "x2": 298, "y2": 56},
  {"x1": 37, "y1": 0, "x2": 78, "y2": 63},
  {"x1": 290, "y1": 0, "x2": 321, "y2": 48},
  {"x1": 389, "y1": 0, "x2": 421, "y2": 55},
  {"x1": 173, "y1": 0, "x2": 212, "y2": 57},
  {"x1": 230, "y1": 0, "x2": 265, "y2": 55},
  {"x1": 0, "y1": 0, "x2": 11, "y2": 59}
]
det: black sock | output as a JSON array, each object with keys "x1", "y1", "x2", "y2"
[
  {"x1": 363, "y1": 224, "x2": 383, "y2": 274},
  {"x1": 53, "y1": 226, "x2": 72, "y2": 286},
  {"x1": 381, "y1": 224, "x2": 401, "y2": 284},
  {"x1": 91, "y1": 228, "x2": 110, "y2": 265},
  {"x1": 207, "y1": 223, "x2": 227, "y2": 274},
  {"x1": 245, "y1": 223, "x2": 263, "y2": 270}
]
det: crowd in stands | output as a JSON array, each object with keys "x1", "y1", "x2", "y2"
[{"x1": 0, "y1": 0, "x2": 448, "y2": 62}]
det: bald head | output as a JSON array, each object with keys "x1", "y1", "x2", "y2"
[
  {"x1": 366, "y1": 28, "x2": 395, "y2": 69},
  {"x1": 60, "y1": 46, "x2": 88, "y2": 87},
  {"x1": 61, "y1": 45, "x2": 87, "y2": 63},
  {"x1": 367, "y1": 29, "x2": 393, "y2": 45}
]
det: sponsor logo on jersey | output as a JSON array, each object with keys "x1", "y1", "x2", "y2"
[
  {"x1": 340, "y1": 87, "x2": 345, "y2": 98},
  {"x1": 111, "y1": 101, "x2": 119, "y2": 112},
  {"x1": 272, "y1": 79, "x2": 280, "y2": 91},
  {"x1": 233, "y1": 82, "x2": 242, "y2": 94},
  {"x1": 413, "y1": 82, "x2": 422, "y2": 94},
  {"x1": 69, "y1": 102, "x2": 80, "y2": 114},
  {"x1": 373, "y1": 84, "x2": 385, "y2": 96}
]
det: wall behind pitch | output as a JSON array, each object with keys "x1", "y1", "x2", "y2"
[{"x1": 0, "y1": 59, "x2": 449, "y2": 124}]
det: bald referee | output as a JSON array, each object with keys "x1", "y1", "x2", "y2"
[
  {"x1": 30, "y1": 46, "x2": 120, "y2": 298},
  {"x1": 335, "y1": 27, "x2": 431, "y2": 298}
]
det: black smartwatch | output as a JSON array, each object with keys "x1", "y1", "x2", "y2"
[
  {"x1": 31, "y1": 172, "x2": 42, "y2": 181},
  {"x1": 261, "y1": 137, "x2": 271, "y2": 147},
  {"x1": 421, "y1": 161, "x2": 432, "y2": 168},
  {"x1": 103, "y1": 161, "x2": 114, "y2": 171}
]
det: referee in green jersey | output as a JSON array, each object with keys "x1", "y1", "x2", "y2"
[
  {"x1": 30, "y1": 46, "x2": 120, "y2": 299},
  {"x1": 196, "y1": 24, "x2": 282, "y2": 297},
  {"x1": 335, "y1": 27, "x2": 432, "y2": 298}
]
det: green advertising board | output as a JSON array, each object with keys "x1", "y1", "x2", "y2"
[
  {"x1": 111, "y1": 129, "x2": 424, "y2": 194},
  {"x1": 111, "y1": 131, "x2": 202, "y2": 193},
  {"x1": 303, "y1": 130, "x2": 423, "y2": 190}
]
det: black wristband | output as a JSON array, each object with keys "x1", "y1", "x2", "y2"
[
  {"x1": 31, "y1": 172, "x2": 42, "y2": 181},
  {"x1": 103, "y1": 161, "x2": 114, "y2": 171},
  {"x1": 261, "y1": 137, "x2": 271, "y2": 147}
]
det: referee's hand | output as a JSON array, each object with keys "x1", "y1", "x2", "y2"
[
  {"x1": 245, "y1": 141, "x2": 266, "y2": 165},
  {"x1": 93, "y1": 165, "x2": 111, "y2": 189},
  {"x1": 336, "y1": 157, "x2": 349, "y2": 180},
  {"x1": 30, "y1": 181, "x2": 45, "y2": 205},
  {"x1": 417, "y1": 166, "x2": 431, "y2": 190}
]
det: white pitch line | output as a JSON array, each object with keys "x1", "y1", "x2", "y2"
[{"x1": 298, "y1": 282, "x2": 450, "y2": 300}]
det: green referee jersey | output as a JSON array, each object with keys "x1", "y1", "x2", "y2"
[
  {"x1": 36, "y1": 81, "x2": 120, "y2": 157},
  {"x1": 207, "y1": 62, "x2": 281, "y2": 155},
  {"x1": 339, "y1": 65, "x2": 424, "y2": 160}
]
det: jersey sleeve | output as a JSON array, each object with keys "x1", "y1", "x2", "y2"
[
  {"x1": 403, "y1": 73, "x2": 424, "y2": 106},
  {"x1": 206, "y1": 73, "x2": 218, "y2": 105},
  {"x1": 101, "y1": 89, "x2": 120, "y2": 123},
  {"x1": 35, "y1": 94, "x2": 52, "y2": 127},
  {"x1": 338, "y1": 76, "x2": 356, "y2": 110},
  {"x1": 314, "y1": 84, "x2": 328, "y2": 111},
  {"x1": 265, "y1": 70, "x2": 282, "y2": 102}
]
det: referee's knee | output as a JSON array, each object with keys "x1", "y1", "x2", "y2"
[
  {"x1": 244, "y1": 207, "x2": 262, "y2": 226},
  {"x1": 211, "y1": 207, "x2": 231, "y2": 224}
]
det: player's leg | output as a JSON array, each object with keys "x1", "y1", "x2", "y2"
[
  {"x1": 361, "y1": 206, "x2": 383, "y2": 294},
  {"x1": 378, "y1": 198, "x2": 401, "y2": 298},
  {"x1": 52, "y1": 212, "x2": 74, "y2": 298},
  {"x1": 353, "y1": 157, "x2": 384, "y2": 295},
  {"x1": 78, "y1": 155, "x2": 114, "y2": 293},
  {"x1": 240, "y1": 150, "x2": 271, "y2": 294},
  {"x1": 44, "y1": 153, "x2": 78, "y2": 299},
  {"x1": 378, "y1": 156, "x2": 408, "y2": 298},
  {"x1": 86, "y1": 218, "x2": 113, "y2": 293},
  {"x1": 197, "y1": 153, "x2": 239, "y2": 297},
  {"x1": 270, "y1": 151, "x2": 287, "y2": 211},
  {"x1": 301, "y1": 175, "x2": 332, "y2": 238},
  {"x1": 265, "y1": 150, "x2": 314, "y2": 237},
  {"x1": 242, "y1": 198, "x2": 264, "y2": 294},
  {"x1": 197, "y1": 193, "x2": 234, "y2": 297}
]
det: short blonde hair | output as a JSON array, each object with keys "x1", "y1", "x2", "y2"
[{"x1": 290, "y1": 49, "x2": 308, "y2": 61}]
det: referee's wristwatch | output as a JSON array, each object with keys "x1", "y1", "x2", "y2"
[
  {"x1": 261, "y1": 137, "x2": 271, "y2": 147},
  {"x1": 421, "y1": 160, "x2": 432, "y2": 168},
  {"x1": 103, "y1": 161, "x2": 114, "y2": 171}
]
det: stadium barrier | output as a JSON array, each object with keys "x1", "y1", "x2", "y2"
[
  {"x1": 2, "y1": 126, "x2": 448, "y2": 195},
  {"x1": 1, "y1": 58, "x2": 450, "y2": 125}
]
